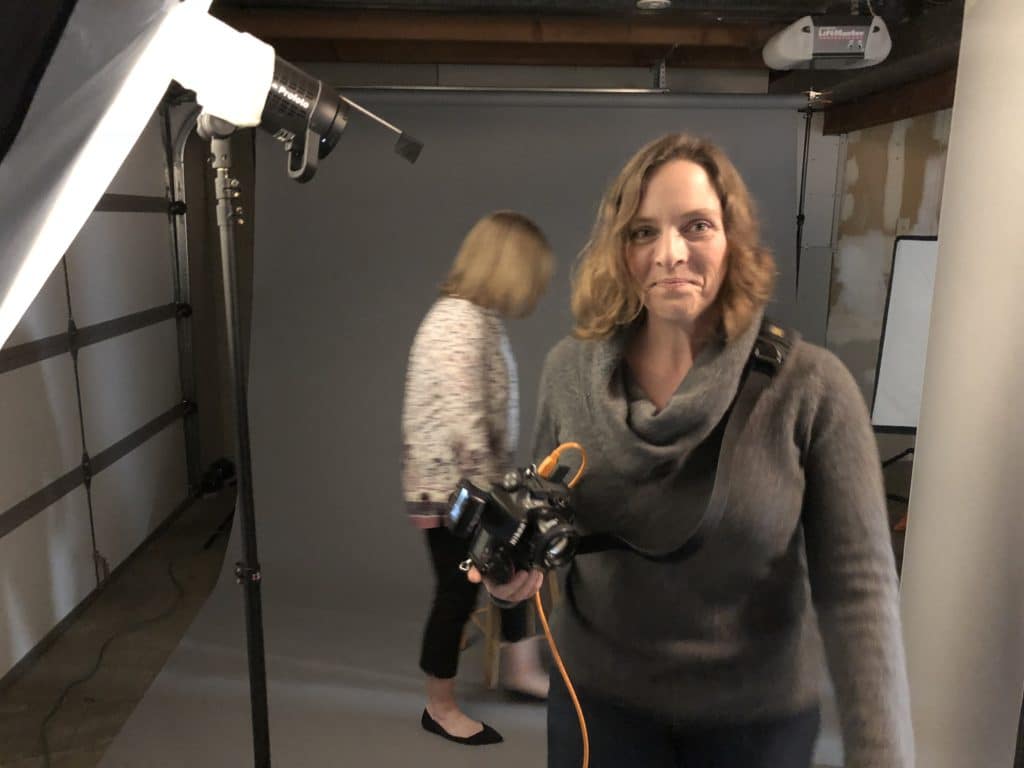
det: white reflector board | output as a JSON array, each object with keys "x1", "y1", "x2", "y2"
[{"x1": 871, "y1": 236, "x2": 938, "y2": 432}]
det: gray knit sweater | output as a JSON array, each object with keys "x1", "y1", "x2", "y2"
[{"x1": 533, "y1": 315, "x2": 913, "y2": 767}]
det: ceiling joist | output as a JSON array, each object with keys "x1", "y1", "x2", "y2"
[
  {"x1": 214, "y1": 8, "x2": 777, "y2": 67},
  {"x1": 213, "y1": 2, "x2": 966, "y2": 133}
]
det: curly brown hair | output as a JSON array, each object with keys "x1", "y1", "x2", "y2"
[{"x1": 571, "y1": 134, "x2": 776, "y2": 340}]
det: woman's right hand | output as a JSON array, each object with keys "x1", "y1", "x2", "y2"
[{"x1": 467, "y1": 565, "x2": 544, "y2": 605}]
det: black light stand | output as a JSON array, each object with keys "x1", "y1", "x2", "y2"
[
  {"x1": 196, "y1": 113, "x2": 271, "y2": 768},
  {"x1": 188, "y1": 64, "x2": 420, "y2": 768},
  {"x1": 882, "y1": 446, "x2": 915, "y2": 508},
  {"x1": 795, "y1": 56, "x2": 824, "y2": 299},
  {"x1": 795, "y1": 104, "x2": 812, "y2": 296}
]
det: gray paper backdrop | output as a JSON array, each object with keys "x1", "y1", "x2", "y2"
[
  {"x1": 102, "y1": 91, "x2": 844, "y2": 768},
  {"x1": 246, "y1": 90, "x2": 800, "y2": 609}
]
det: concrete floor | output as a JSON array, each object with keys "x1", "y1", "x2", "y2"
[
  {"x1": 0, "y1": 493, "x2": 233, "y2": 768},
  {"x1": 0, "y1": 467, "x2": 914, "y2": 768}
]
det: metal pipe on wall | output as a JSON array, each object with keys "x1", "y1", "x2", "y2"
[{"x1": 165, "y1": 100, "x2": 202, "y2": 494}]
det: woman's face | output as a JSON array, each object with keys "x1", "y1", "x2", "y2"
[{"x1": 625, "y1": 159, "x2": 728, "y2": 332}]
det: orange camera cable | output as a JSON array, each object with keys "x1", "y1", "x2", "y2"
[
  {"x1": 536, "y1": 441, "x2": 586, "y2": 488},
  {"x1": 535, "y1": 442, "x2": 589, "y2": 768}
]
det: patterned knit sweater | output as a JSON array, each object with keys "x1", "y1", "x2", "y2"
[
  {"x1": 401, "y1": 297, "x2": 518, "y2": 528},
  {"x1": 534, "y1": 314, "x2": 914, "y2": 767}
]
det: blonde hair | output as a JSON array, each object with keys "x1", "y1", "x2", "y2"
[
  {"x1": 572, "y1": 134, "x2": 776, "y2": 341},
  {"x1": 441, "y1": 211, "x2": 553, "y2": 318}
]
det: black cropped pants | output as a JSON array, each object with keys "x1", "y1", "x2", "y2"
[{"x1": 419, "y1": 526, "x2": 528, "y2": 679}]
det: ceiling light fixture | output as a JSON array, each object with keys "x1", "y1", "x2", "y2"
[{"x1": 636, "y1": 0, "x2": 672, "y2": 9}]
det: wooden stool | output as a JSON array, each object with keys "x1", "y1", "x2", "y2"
[{"x1": 462, "y1": 576, "x2": 561, "y2": 689}]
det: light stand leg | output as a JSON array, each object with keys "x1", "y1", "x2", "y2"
[{"x1": 205, "y1": 121, "x2": 272, "y2": 768}]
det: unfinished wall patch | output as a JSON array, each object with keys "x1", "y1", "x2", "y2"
[{"x1": 828, "y1": 111, "x2": 952, "y2": 401}]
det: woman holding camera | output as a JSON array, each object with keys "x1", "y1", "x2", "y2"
[
  {"x1": 473, "y1": 135, "x2": 913, "y2": 767},
  {"x1": 402, "y1": 210, "x2": 554, "y2": 746}
]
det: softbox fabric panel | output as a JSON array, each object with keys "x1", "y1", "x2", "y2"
[
  {"x1": 0, "y1": 0, "x2": 180, "y2": 348},
  {"x1": 0, "y1": 1, "x2": 79, "y2": 165},
  {"x1": 0, "y1": 351, "x2": 91, "y2": 679},
  {"x1": 4, "y1": 268, "x2": 70, "y2": 347}
]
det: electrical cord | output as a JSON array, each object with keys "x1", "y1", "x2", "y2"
[
  {"x1": 38, "y1": 557, "x2": 186, "y2": 768},
  {"x1": 537, "y1": 441, "x2": 586, "y2": 489},
  {"x1": 535, "y1": 442, "x2": 589, "y2": 768},
  {"x1": 535, "y1": 590, "x2": 589, "y2": 768},
  {"x1": 34, "y1": 446, "x2": 585, "y2": 767}
]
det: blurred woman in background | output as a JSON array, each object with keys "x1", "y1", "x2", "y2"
[{"x1": 402, "y1": 211, "x2": 554, "y2": 746}]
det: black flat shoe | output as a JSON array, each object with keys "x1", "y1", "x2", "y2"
[{"x1": 421, "y1": 709, "x2": 503, "y2": 745}]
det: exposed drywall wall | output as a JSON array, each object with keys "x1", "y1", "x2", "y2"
[{"x1": 828, "y1": 110, "x2": 952, "y2": 401}]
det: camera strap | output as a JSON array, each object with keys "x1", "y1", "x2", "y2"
[{"x1": 575, "y1": 318, "x2": 795, "y2": 562}]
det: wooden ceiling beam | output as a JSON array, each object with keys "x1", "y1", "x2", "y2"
[
  {"x1": 214, "y1": 8, "x2": 777, "y2": 50},
  {"x1": 264, "y1": 38, "x2": 766, "y2": 68},
  {"x1": 822, "y1": 67, "x2": 957, "y2": 134}
]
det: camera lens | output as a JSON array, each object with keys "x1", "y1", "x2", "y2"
[
  {"x1": 536, "y1": 525, "x2": 577, "y2": 569},
  {"x1": 547, "y1": 535, "x2": 571, "y2": 560}
]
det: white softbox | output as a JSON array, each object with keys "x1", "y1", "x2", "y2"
[{"x1": 0, "y1": 0, "x2": 276, "y2": 349}]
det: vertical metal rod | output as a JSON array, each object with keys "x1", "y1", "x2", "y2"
[
  {"x1": 209, "y1": 133, "x2": 271, "y2": 768},
  {"x1": 60, "y1": 259, "x2": 102, "y2": 586},
  {"x1": 164, "y1": 102, "x2": 203, "y2": 493},
  {"x1": 795, "y1": 106, "x2": 813, "y2": 297}
]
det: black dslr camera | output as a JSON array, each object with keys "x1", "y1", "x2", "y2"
[{"x1": 447, "y1": 466, "x2": 578, "y2": 585}]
